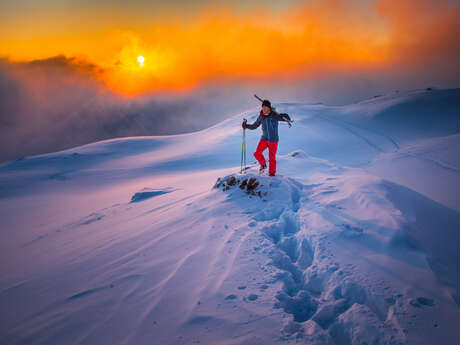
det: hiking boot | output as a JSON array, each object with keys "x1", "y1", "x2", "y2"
[
  {"x1": 259, "y1": 163, "x2": 267, "y2": 172},
  {"x1": 269, "y1": 173, "x2": 275, "y2": 177}
]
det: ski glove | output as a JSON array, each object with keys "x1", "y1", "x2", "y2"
[
  {"x1": 280, "y1": 113, "x2": 292, "y2": 127},
  {"x1": 279, "y1": 113, "x2": 291, "y2": 120},
  {"x1": 242, "y1": 119, "x2": 247, "y2": 129}
]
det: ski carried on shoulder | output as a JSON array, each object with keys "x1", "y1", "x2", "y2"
[{"x1": 254, "y1": 94, "x2": 294, "y2": 127}]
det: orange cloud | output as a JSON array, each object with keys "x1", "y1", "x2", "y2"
[
  {"x1": 98, "y1": 1, "x2": 390, "y2": 95},
  {"x1": 375, "y1": 0, "x2": 460, "y2": 86},
  {"x1": 377, "y1": 0, "x2": 460, "y2": 63},
  {"x1": 1, "y1": 0, "x2": 458, "y2": 96}
]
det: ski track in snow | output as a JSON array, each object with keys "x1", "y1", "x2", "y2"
[{"x1": 316, "y1": 113, "x2": 399, "y2": 153}]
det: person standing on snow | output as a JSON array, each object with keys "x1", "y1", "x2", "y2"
[{"x1": 242, "y1": 99, "x2": 292, "y2": 176}]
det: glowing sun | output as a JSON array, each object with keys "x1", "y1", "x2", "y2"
[{"x1": 137, "y1": 55, "x2": 145, "y2": 66}]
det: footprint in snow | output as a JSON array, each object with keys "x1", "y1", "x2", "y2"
[{"x1": 410, "y1": 297, "x2": 435, "y2": 307}]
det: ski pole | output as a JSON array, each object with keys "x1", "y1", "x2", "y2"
[
  {"x1": 241, "y1": 124, "x2": 247, "y2": 173},
  {"x1": 243, "y1": 126, "x2": 246, "y2": 170}
]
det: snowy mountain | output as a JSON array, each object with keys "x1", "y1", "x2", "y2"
[{"x1": 1, "y1": 88, "x2": 459, "y2": 345}]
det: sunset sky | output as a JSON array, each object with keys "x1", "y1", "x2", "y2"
[
  {"x1": 1, "y1": 0, "x2": 459, "y2": 162},
  {"x1": 2, "y1": 0, "x2": 458, "y2": 95}
]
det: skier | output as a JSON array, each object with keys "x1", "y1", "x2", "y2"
[{"x1": 242, "y1": 99, "x2": 292, "y2": 176}]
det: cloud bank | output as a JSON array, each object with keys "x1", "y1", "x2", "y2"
[
  {"x1": 0, "y1": 56, "x2": 254, "y2": 163},
  {"x1": 0, "y1": 0, "x2": 459, "y2": 162}
]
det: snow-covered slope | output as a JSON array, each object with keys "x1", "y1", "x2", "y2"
[{"x1": 0, "y1": 88, "x2": 459, "y2": 345}]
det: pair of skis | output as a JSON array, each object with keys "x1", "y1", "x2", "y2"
[{"x1": 254, "y1": 94, "x2": 293, "y2": 127}]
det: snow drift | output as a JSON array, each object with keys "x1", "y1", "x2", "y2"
[{"x1": 0, "y1": 88, "x2": 459, "y2": 345}]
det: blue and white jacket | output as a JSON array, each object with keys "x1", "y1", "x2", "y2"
[{"x1": 246, "y1": 110, "x2": 291, "y2": 142}]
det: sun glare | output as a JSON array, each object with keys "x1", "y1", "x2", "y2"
[{"x1": 137, "y1": 55, "x2": 145, "y2": 66}]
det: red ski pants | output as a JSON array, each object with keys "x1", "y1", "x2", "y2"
[{"x1": 254, "y1": 138, "x2": 278, "y2": 175}]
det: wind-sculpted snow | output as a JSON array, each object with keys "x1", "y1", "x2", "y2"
[
  {"x1": 130, "y1": 187, "x2": 176, "y2": 203},
  {"x1": 207, "y1": 162, "x2": 460, "y2": 344},
  {"x1": 1, "y1": 88, "x2": 460, "y2": 345}
]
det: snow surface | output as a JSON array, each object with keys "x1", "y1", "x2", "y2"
[{"x1": 0, "y1": 88, "x2": 459, "y2": 344}]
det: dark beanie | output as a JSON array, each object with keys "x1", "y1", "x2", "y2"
[{"x1": 262, "y1": 99, "x2": 271, "y2": 108}]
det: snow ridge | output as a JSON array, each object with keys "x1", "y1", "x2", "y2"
[
  {"x1": 211, "y1": 157, "x2": 459, "y2": 344},
  {"x1": 1, "y1": 88, "x2": 460, "y2": 345}
]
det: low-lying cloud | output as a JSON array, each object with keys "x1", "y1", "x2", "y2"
[
  {"x1": 0, "y1": 0, "x2": 459, "y2": 163},
  {"x1": 0, "y1": 56, "x2": 254, "y2": 163}
]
